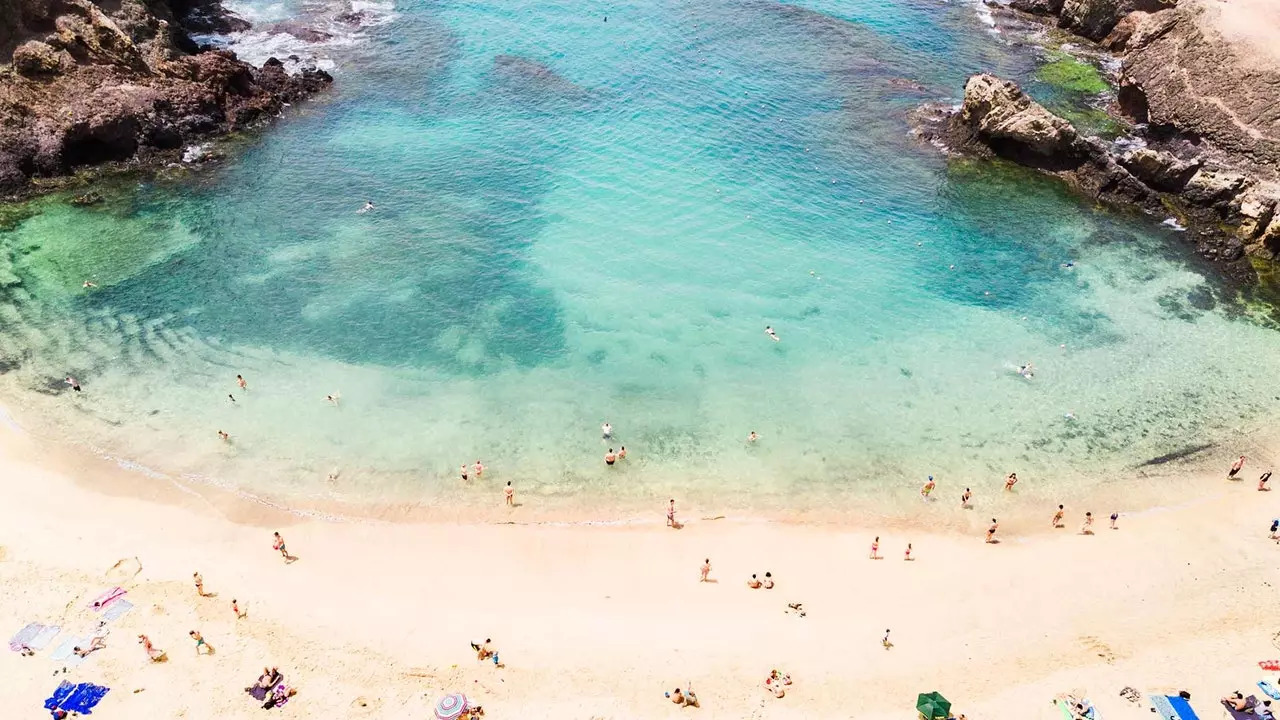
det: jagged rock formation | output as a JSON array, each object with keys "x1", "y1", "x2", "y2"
[
  {"x1": 0, "y1": 0, "x2": 332, "y2": 197},
  {"x1": 917, "y1": 0, "x2": 1280, "y2": 280}
]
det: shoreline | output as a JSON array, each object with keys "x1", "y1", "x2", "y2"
[{"x1": 2, "y1": 417, "x2": 1279, "y2": 719}]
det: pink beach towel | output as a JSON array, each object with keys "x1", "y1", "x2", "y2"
[{"x1": 88, "y1": 587, "x2": 126, "y2": 612}]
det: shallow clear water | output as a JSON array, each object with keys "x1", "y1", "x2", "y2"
[{"x1": 1, "y1": 0, "x2": 1277, "y2": 512}]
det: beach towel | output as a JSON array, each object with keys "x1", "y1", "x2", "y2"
[
  {"x1": 9, "y1": 622, "x2": 42, "y2": 651},
  {"x1": 62, "y1": 683, "x2": 109, "y2": 714},
  {"x1": 87, "y1": 587, "x2": 125, "y2": 612},
  {"x1": 44, "y1": 681, "x2": 74, "y2": 710},
  {"x1": 101, "y1": 599, "x2": 133, "y2": 623},
  {"x1": 29, "y1": 625, "x2": 62, "y2": 651},
  {"x1": 1260, "y1": 681, "x2": 1280, "y2": 701},
  {"x1": 247, "y1": 672, "x2": 284, "y2": 701},
  {"x1": 49, "y1": 636, "x2": 88, "y2": 667},
  {"x1": 1150, "y1": 695, "x2": 1201, "y2": 720}
]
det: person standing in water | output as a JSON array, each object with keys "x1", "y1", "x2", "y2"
[
  {"x1": 602, "y1": 422, "x2": 613, "y2": 440},
  {"x1": 1004, "y1": 473, "x2": 1018, "y2": 491},
  {"x1": 504, "y1": 481, "x2": 514, "y2": 506},
  {"x1": 237, "y1": 374, "x2": 247, "y2": 390},
  {"x1": 460, "y1": 465, "x2": 469, "y2": 482},
  {"x1": 65, "y1": 376, "x2": 81, "y2": 392},
  {"x1": 666, "y1": 499, "x2": 676, "y2": 527},
  {"x1": 604, "y1": 449, "x2": 617, "y2": 466},
  {"x1": 747, "y1": 431, "x2": 759, "y2": 443},
  {"x1": 618, "y1": 446, "x2": 627, "y2": 460},
  {"x1": 920, "y1": 476, "x2": 936, "y2": 500},
  {"x1": 961, "y1": 487, "x2": 972, "y2": 508},
  {"x1": 217, "y1": 430, "x2": 230, "y2": 442},
  {"x1": 473, "y1": 460, "x2": 485, "y2": 479}
]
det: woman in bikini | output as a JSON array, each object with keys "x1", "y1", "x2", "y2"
[{"x1": 869, "y1": 537, "x2": 880, "y2": 560}]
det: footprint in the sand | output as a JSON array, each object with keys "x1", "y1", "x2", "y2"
[{"x1": 1079, "y1": 635, "x2": 1117, "y2": 664}]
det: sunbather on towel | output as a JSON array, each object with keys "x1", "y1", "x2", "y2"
[
  {"x1": 1223, "y1": 692, "x2": 1252, "y2": 712},
  {"x1": 73, "y1": 637, "x2": 106, "y2": 657}
]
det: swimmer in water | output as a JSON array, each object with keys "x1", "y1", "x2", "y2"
[
  {"x1": 1064, "y1": 410, "x2": 1077, "y2": 421},
  {"x1": 83, "y1": 280, "x2": 97, "y2": 288},
  {"x1": 747, "y1": 431, "x2": 759, "y2": 443},
  {"x1": 325, "y1": 393, "x2": 340, "y2": 406},
  {"x1": 765, "y1": 326, "x2": 779, "y2": 342},
  {"x1": 1018, "y1": 362, "x2": 1035, "y2": 379},
  {"x1": 358, "y1": 201, "x2": 375, "y2": 213}
]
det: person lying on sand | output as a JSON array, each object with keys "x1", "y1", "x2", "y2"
[
  {"x1": 73, "y1": 637, "x2": 107, "y2": 657},
  {"x1": 668, "y1": 687, "x2": 699, "y2": 707},
  {"x1": 746, "y1": 574, "x2": 762, "y2": 589},
  {"x1": 252, "y1": 667, "x2": 283, "y2": 690}
]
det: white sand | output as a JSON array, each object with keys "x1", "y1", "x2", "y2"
[{"x1": 1, "y1": 421, "x2": 1278, "y2": 720}]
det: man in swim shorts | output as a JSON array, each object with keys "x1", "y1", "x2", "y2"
[{"x1": 1229, "y1": 455, "x2": 1246, "y2": 479}]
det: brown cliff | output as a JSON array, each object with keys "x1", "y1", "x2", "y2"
[{"x1": 0, "y1": 0, "x2": 331, "y2": 197}]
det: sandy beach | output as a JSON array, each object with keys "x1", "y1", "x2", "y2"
[{"x1": 2, "y1": 417, "x2": 1278, "y2": 720}]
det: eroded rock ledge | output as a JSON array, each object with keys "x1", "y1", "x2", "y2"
[
  {"x1": 916, "y1": 0, "x2": 1280, "y2": 283},
  {"x1": 0, "y1": 0, "x2": 333, "y2": 197}
]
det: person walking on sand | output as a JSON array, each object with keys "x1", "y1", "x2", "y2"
[
  {"x1": 904, "y1": 543, "x2": 913, "y2": 561},
  {"x1": 504, "y1": 481, "x2": 514, "y2": 506},
  {"x1": 237, "y1": 374, "x2": 247, "y2": 390},
  {"x1": 1270, "y1": 519, "x2": 1279, "y2": 540},
  {"x1": 1110, "y1": 512, "x2": 1119, "y2": 529},
  {"x1": 232, "y1": 598, "x2": 246, "y2": 619},
  {"x1": 1079, "y1": 511, "x2": 1094, "y2": 535},
  {"x1": 765, "y1": 325, "x2": 780, "y2": 342},
  {"x1": 189, "y1": 630, "x2": 212, "y2": 655},
  {"x1": 961, "y1": 487, "x2": 972, "y2": 508},
  {"x1": 1052, "y1": 504, "x2": 1065, "y2": 529},
  {"x1": 473, "y1": 460, "x2": 484, "y2": 479},
  {"x1": 700, "y1": 558, "x2": 711, "y2": 582},
  {"x1": 604, "y1": 448, "x2": 617, "y2": 466},
  {"x1": 1229, "y1": 455, "x2": 1246, "y2": 480},
  {"x1": 869, "y1": 536, "x2": 880, "y2": 559},
  {"x1": 881, "y1": 629, "x2": 893, "y2": 650},
  {"x1": 193, "y1": 572, "x2": 207, "y2": 596},
  {"x1": 920, "y1": 475, "x2": 936, "y2": 500},
  {"x1": 666, "y1": 499, "x2": 676, "y2": 527},
  {"x1": 272, "y1": 532, "x2": 289, "y2": 561},
  {"x1": 985, "y1": 519, "x2": 998, "y2": 543},
  {"x1": 1004, "y1": 472, "x2": 1018, "y2": 491},
  {"x1": 1259, "y1": 470, "x2": 1272, "y2": 491}
]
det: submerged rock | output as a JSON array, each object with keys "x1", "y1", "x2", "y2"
[{"x1": 490, "y1": 54, "x2": 592, "y2": 108}]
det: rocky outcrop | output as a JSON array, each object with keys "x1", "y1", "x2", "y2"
[
  {"x1": 1058, "y1": 0, "x2": 1176, "y2": 41},
  {"x1": 0, "y1": 0, "x2": 331, "y2": 197},
  {"x1": 915, "y1": 73, "x2": 1266, "y2": 278}
]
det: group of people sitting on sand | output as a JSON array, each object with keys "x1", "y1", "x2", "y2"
[
  {"x1": 746, "y1": 572, "x2": 774, "y2": 589},
  {"x1": 764, "y1": 669, "x2": 792, "y2": 698}
]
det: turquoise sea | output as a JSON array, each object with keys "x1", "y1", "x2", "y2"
[{"x1": 2, "y1": 0, "x2": 1278, "y2": 515}]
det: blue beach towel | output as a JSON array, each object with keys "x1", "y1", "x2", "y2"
[
  {"x1": 44, "y1": 681, "x2": 74, "y2": 710},
  {"x1": 9, "y1": 622, "x2": 41, "y2": 650},
  {"x1": 101, "y1": 599, "x2": 133, "y2": 623},
  {"x1": 1260, "y1": 681, "x2": 1280, "y2": 701},
  {"x1": 1151, "y1": 695, "x2": 1201, "y2": 720},
  {"x1": 29, "y1": 625, "x2": 62, "y2": 651},
  {"x1": 63, "y1": 683, "x2": 109, "y2": 714}
]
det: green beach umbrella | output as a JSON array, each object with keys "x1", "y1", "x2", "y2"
[{"x1": 916, "y1": 691, "x2": 951, "y2": 720}]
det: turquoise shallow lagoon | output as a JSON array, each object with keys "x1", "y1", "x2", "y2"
[{"x1": 2, "y1": 0, "x2": 1279, "y2": 514}]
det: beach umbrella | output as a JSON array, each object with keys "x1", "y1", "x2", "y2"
[
  {"x1": 434, "y1": 693, "x2": 469, "y2": 720},
  {"x1": 917, "y1": 691, "x2": 951, "y2": 720}
]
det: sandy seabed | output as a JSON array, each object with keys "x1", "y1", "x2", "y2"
[{"x1": 1, "y1": 414, "x2": 1278, "y2": 720}]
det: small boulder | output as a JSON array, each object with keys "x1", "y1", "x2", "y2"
[
  {"x1": 1235, "y1": 189, "x2": 1278, "y2": 240},
  {"x1": 958, "y1": 74, "x2": 1083, "y2": 164},
  {"x1": 1182, "y1": 169, "x2": 1249, "y2": 207},
  {"x1": 12, "y1": 40, "x2": 74, "y2": 77},
  {"x1": 1117, "y1": 148, "x2": 1201, "y2": 191},
  {"x1": 1010, "y1": 0, "x2": 1064, "y2": 16}
]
